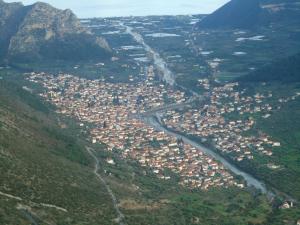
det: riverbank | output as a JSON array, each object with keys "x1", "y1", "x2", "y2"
[
  {"x1": 141, "y1": 115, "x2": 272, "y2": 193},
  {"x1": 144, "y1": 114, "x2": 299, "y2": 204}
]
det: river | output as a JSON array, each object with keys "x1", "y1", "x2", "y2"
[
  {"x1": 142, "y1": 115, "x2": 274, "y2": 196},
  {"x1": 120, "y1": 23, "x2": 176, "y2": 86},
  {"x1": 122, "y1": 23, "x2": 274, "y2": 197}
]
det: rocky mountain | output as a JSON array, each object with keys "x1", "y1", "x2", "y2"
[
  {"x1": 0, "y1": 0, "x2": 111, "y2": 62},
  {"x1": 197, "y1": 0, "x2": 300, "y2": 29}
]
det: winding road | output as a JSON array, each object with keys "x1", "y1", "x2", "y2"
[{"x1": 86, "y1": 147, "x2": 126, "y2": 225}]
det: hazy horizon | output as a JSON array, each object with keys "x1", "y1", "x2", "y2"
[{"x1": 5, "y1": 0, "x2": 229, "y2": 18}]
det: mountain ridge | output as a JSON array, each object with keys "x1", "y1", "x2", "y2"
[
  {"x1": 197, "y1": 0, "x2": 300, "y2": 29},
  {"x1": 0, "y1": 0, "x2": 111, "y2": 62}
]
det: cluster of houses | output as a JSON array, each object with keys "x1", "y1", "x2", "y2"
[
  {"x1": 25, "y1": 69, "x2": 242, "y2": 190},
  {"x1": 162, "y1": 81, "x2": 299, "y2": 163}
]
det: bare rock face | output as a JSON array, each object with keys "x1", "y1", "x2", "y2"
[
  {"x1": 0, "y1": 1, "x2": 111, "y2": 62},
  {"x1": 0, "y1": 1, "x2": 26, "y2": 59}
]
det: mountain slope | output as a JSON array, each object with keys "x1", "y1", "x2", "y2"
[
  {"x1": 0, "y1": 0, "x2": 27, "y2": 59},
  {"x1": 0, "y1": 73, "x2": 120, "y2": 224},
  {"x1": 0, "y1": 71, "x2": 278, "y2": 225},
  {"x1": 198, "y1": 0, "x2": 262, "y2": 29},
  {"x1": 238, "y1": 52, "x2": 300, "y2": 82},
  {"x1": 0, "y1": 1, "x2": 111, "y2": 62},
  {"x1": 197, "y1": 0, "x2": 300, "y2": 29}
]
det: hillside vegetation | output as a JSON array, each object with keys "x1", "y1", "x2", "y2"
[
  {"x1": 239, "y1": 53, "x2": 300, "y2": 82},
  {"x1": 197, "y1": 0, "x2": 300, "y2": 29},
  {"x1": 0, "y1": 71, "x2": 120, "y2": 224},
  {"x1": 2, "y1": 70, "x2": 300, "y2": 224}
]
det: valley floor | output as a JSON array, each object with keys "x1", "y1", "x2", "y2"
[{"x1": 1, "y1": 13, "x2": 300, "y2": 225}]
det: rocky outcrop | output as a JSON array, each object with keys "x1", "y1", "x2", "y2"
[
  {"x1": 0, "y1": 1, "x2": 111, "y2": 62},
  {"x1": 0, "y1": 1, "x2": 27, "y2": 59}
]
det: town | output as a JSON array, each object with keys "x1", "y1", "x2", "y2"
[
  {"x1": 25, "y1": 68, "x2": 242, "y2": 190},
  {"x1": 161, "y1": 79, "x2": 300, "y2": 164},
  {"x1": 25, "y1": 66, "x2": 300, "y2": 191}
]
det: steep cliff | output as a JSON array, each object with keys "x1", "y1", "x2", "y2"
[{"x1": 0, "y1": 1, "x2": 111, "y2": 62}]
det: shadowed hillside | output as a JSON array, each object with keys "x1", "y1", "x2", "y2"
[
  {"x1": 238, "y1": 53, "x2": 300, "y2": 82},
  {"x1": 197, "y1": 0, "x2": 300, "y2": 29}
]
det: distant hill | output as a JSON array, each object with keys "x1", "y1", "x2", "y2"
[
  {"x1": 197, "y1": 0, "x2": 300, "y2": 29},
  {"x1": 0, "y1": 0, "x2": 111, "y2": 62},
  {"x1": 238, "y1": 53, "x2": 300, "y2": 82}
]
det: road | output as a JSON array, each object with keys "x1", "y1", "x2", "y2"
[
  {"x1": 86, "y1": 147, "x2": 126, "y2": 225},
  {"x1": 20, "y1": 209, "x2": 39, "y2": 225},
  {"x1": 137, "y1": 99, "x2": 192, "y2": 117},
  {"x1": 134, "y1": 92, "x2": 204, "y2": 118}
]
